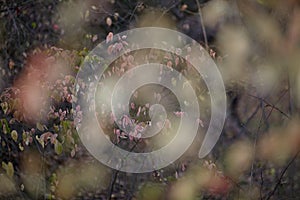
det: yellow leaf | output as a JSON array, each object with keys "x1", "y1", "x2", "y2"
[
  {"x1": 11, "y1": 130, "x2": 18, "y2": 142},
  {"x1": 2, "y1": 162, "x2": 14, "y2": 178},
  {"x1": 36, "y1": 122, "x2": 44, "y2": 131}
]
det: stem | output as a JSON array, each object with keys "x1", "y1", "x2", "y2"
[
  {"x1": 195, "y1": 0, "x2": 208, "y2": 50},
  {"x1": 265, "y1": 151, "x2": 300, "y2": 200}
]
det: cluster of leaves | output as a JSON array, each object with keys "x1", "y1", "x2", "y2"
[
  {"x1": 0, "y1": 47, "x2": 85, "y2": 183},
  {"x1": 90, "y1": 32, "x2": 214, "y2": 154},
  {"x1": 1, "y1": 0, "x2": 300, "y2": 199}
]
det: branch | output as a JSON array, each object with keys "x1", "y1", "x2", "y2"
[
  {"x1": 107, "y1": 139, "x2": 141, "y2": 200},
  {"x1": 247, "y1": 94, "x2": 290, "y2": 119},
  {"x1": 265, "y1": 150, "x2": 300, "y2": 200},
  {"x1": 107, "y1": 169, "x2": 119, "y2": 200},
  {"x1": 195, "y1": 0, "x2": 208, "y2": 50}
]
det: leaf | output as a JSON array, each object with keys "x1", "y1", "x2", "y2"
[
  {"x1": 171, "y1": 77, "x2": 177, "y2": 86},
  {"x1": 106, "y1": 17, "x2": 112, "y2": 26},
  {"x1": 1, "y1": 119, "x2": 10, "y2": 134},
  {"x1": 106, "y1": 32, "x2": 113, "y2": 43},
  {"x1": 40, "y1": 132, "x2": 53, "y2": 142},
  {"x1": 70, "y1": 149, "x2": 76, "y2": 157},
  {"x1": 55, "y1": 141, "x2": 63, "y2": 155},
  {"x1": 10, "y1": 130, "x2": 18, "y2": 142},
  {"x1": 2, "y1": 162, "x2": 14, "y2": 178},
  {"x1": 1, "y1": 102, "x2": 8, "y2": 114},
  {"x1": 36, "y1": 135, "x2": 45, "y2": 148},
  {"x1": 2, "y1": 161, "x2": 7, "y2": 170},
  {"x1": 50, "y1": 134, "x2": 58, "y2": 144},
  {"x1": 66, "y1": 134, "x2": 75, "y2": 145},
  {"x1": 19, "y1": 143, "x2": 24, "y2": 151},
  {"x1": 36, "y1": 122, "x2": 45, "y2": 131},
  {"x1": 84, "y1": 10, "x2": 89, "y2": 19},
  {"x1": 31, "y1": 22, "x2": 37, "y2": 29},
  {"x1": 92, "y1": 34, "x2": 98, "y2": 42}
]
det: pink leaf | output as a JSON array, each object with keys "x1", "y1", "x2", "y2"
[{"x1": 106, "y1": 32, "x2": 113, "y2": 43}]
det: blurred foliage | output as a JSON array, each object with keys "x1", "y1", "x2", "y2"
[{"x1": 0, "y1": 0, "x2": 300, "y2": 200}]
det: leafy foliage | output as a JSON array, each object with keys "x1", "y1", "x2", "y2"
[{"x1": 0, "y1": 0, "x2": 300, "y2": 199}]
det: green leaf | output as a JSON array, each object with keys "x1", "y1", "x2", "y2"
[
  {"x1": 11, "y1": 130, "x2": 18, "y2": 142},
  {"x1": 55, "y1": 141, "x2": 63, "y2": 155},
  {"x1": 31, "y1": 22, "x2": 37, "y2": 29},
  {"x1": 1, "y1": 119, "x2": 10, "y2": 134},
  {"x1": 62, "y1": 120, "x2": 70, "y2": 132}
]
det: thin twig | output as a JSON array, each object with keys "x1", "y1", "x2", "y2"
[
  {"x1": 107, "y1": 170, "x2": 119, "y2": 200},
  {"x1": 265, "y1": 90, "x2": 289, "y2": 120},
  {"x1": 247, "y1": 94, "x2": 290, "y2": 119},
  {"x1": 265, "y1": 150, "x2": 300, "y2": 200},
  {"x1": 107, "y1": 139, "x2": 141, "y2": 200},
  {"x1": 260, "y1": 169, "x2": 264, "y2": 200},
  {"x1": 156, "y1": 0, "x2": 181, "y2": 23},
  {"x1": 249, "y1": 100, "x2": 264, "y2": 198},
  {"x1": 195, "y1": 0, "x2": 208, "y2": 50}
]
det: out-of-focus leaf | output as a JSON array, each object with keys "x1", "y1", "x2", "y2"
[
  {"x1": 2, "y1": 161, "x2": 14, "y2": 178},
  {"x1": 2, "y1": 162, "x2": 7, "y2": 170},
  {"x1": 10, "y1": 130, "x2": 18, "y2": 142},
  {"x1": 36, "y1": 122, "x2": 45, "y2": 131},
  {"x1": 19, "y1": 143, "x2": 24, "y2": 151},
  {"x1": 55, "y1": 141, "x2": 63, "y2": 155},
  {"x1": 137, "y1": 182, "x2": 165, "y2": 200},
  {"x1": 1, "y1": 119, "x2": 10, "y2": 134},
  {"x1": 36, "y1": 135, "x2": 45, "y2": 148},
  {"x1": 0, "y1": 173, "x2": 16, "y2": 193},
  {"x1": 70, "y1": 149, "x2": 75, "y2": 157},
  {"x1": 31, "y1": 22, "x2": 37, "y2": 29},
  {"x1": 0, "y1": 102, "x2": 8, "y2": 114}
]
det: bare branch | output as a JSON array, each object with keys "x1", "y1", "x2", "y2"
[
  {"x1": 195, "y1": 0, "x2": 208, "y2": 50},
  {"x1": 265, "y1": 150, "x2": 300, "y2": 200}
]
